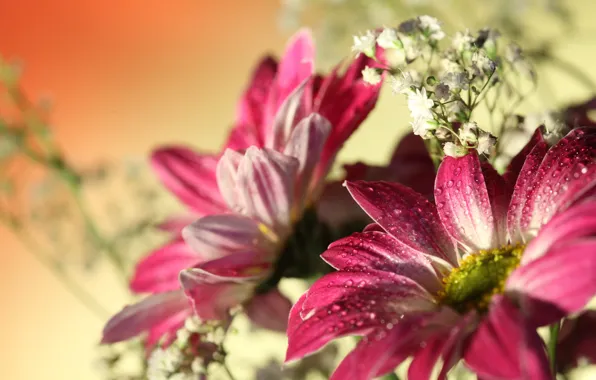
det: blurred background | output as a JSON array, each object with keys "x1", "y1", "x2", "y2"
[{"x1": 1, "y1": 0, "x2": 595, "y2": 379}]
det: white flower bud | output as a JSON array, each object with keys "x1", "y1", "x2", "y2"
[
  {"x1": 377, "y1": 28, "x2": 399, "y2": 49},
  {"x1": 444, "y1": 142, "x2": 468, "y2": 157},
  {"x1": 352, "y1": 31, "x2": 377, "y2": 57},
  {"x1": 362, "y1": 66, "x2": 382, "y2": 85}
]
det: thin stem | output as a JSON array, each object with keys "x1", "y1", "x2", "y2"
[
  {"x1": 382, "y1": 373, "x2": 400, "y2": 380},
  {"x1": 548, "y1": 321, "x2": 561, "y2": 375},
  {"x1": 222, "y1": 363, "x2": 237, "y2": 380},
  {"x1": 0, "y1": 217, "x2": 110, "y2": 319}
]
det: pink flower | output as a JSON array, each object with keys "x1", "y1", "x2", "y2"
[
  {"x1": 102, "y1": 29, "x2": 382, "y2": 348},
  {"x1": 286, "y1": 127, "x2": 596, "y2": 380}
]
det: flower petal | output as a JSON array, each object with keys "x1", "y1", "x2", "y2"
[
  {"x1": 346, "y1": 181, "x2": 457, "y2": 266},
  {"x1": 237, "y1": 147, "x2": 299, "y2": 229},
  {"x1": 284, "y1": 113, "x2": 331, "y2": 202},
  {"x1": 179, "y1": 267, "x2": 257, "y2": 321},
  {"x1": 464, "y1": 295, "x2": 551, "y2": 380},
  {"x1": 156, "y1": 214, "x2": 196, "y2": 235},
  {"x1": 264, "y1": 29, "x2": 315, "y2": 131},
  {"x1": 300, "y1": 270, "x2": 437, "y2": 319},
  {"x1": 151, "y1": 147, "x2": 226, "y2": 215},
  {"x1": 101, "y1": 290, "x2": 189, "y2": 345},
  {"x1": 435, "y1": 151, "x2": 504, "y2": 252},
  {"x1": 509, "y1": 128, "x2": 596, "y2": 243},
  {"x1": 506, "y1": 238, "x2": 596, "y2": 325},
  {"x1": 286, "y1": 270, "x2": 437, "y2": 363},
  {"x1": 130, "y1": 239, "x2": 200, "y2": 293},
  {"x1": 182, "y1": 214, "x2": 267, "y2": 260},
  {"x1": 503, "y1": 128, "x2": 545, "y2": 187},
  {"x1": 521, "y1": 201, "x2": 596, "y2": 265},
  {"x1": 216, "y1": 148, "x2": 244, "y2": 211},
  {"x1": 321, "y1": 231, "x2": 442, "y2": 292},
  {"x1": 228, "y1": 56, "x2": 278, "y2": 149},
  {"x1": 268, "y1": 78, "x2": 313, "y2": 150},
  {"x1": 245, "y1": 289, "x2": 292, "y2": 332},
  {"x1": 313, "y1": 54, "x2": 382, "y2": 182}
]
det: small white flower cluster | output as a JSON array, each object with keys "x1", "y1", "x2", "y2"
[
  {"x1": 147, "y1": 317, "x2": 222, "y2": 380},
  {"x1": 354, "y1": 17, "x2": 535, "y2": 160}
]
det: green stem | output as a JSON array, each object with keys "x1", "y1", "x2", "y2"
[
  {"x1": 382, "y1": 373, "x2": 400, "y2": 380},
  {"x1": 548, "y1": 321, "x2": 561, "y2": 375}
]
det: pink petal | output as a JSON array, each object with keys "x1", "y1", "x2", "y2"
[
  {"x1": 228, "y1": 56, "x2": 278, "y2": 149},
  {"x1": 156, "y1": 214, "x2": 197, "y2": 235},
  {"x1": 346, "y1": 181, "x2": 458, "y2": 266},
  {"x1": 330, "y1": 320, "x2": 422, "y2": 380},
  {"x1": 435, "y1": 151, "x2": 505, "y2": 252},
  {"x1": 321, "y1": 231, "x2": 442, "y2": 292},
  {"x1": 216, "y1": 148, "x2": 244, "y2": 212},
  {"x1": 506, "y1": 138, "x2": 549, "y2": 243},
  {"x1": 286, "y1": 271, "x2": 437, "y2": 363},
  {"x1": 237, "y1": 147, "x2": 299, "y2": 229},
  {"x1": 329, "y1": 309, "x2": 460, "y2": 380},
  {"x1": 182, "y1": 214, "x2": 267, "y2": 261},
  {"x1": 510, "y1": 128, "x2": 596, "y2": 242},
  {"x1": 179, "y1": 268, "x2": 257, "y2": 321},
  {"x1": 151, "y1": 147, "x2": 226, "y2": 215},
  {"x1": 408, "y1": 335, "x2": 447, "y2": 380},
  {"x1": 245, "y1": 289, "x2": 292, "y2": 332},
  {"x1": 312, "y1": 54, "x2": 382, "y2": 183},
  {"x1": 146, "y1": 307, "x2": 189, "y2": 348},
  {"x1": 101, "y1": 290, "x2": 189, "y2": 345},
  {"x1": 503, "y1": 128, "x2": 545, "y2": 187},
  {"x1": 557, "y1": 310, "x2": 596, "y2": 372},
  {"x1": 481, "y1": 163, "x2": 511, "y2": 245},
  {"x1": 196, "y1": 250, "x2": 272, "y2": 278},
  {"x1": 506, "y1": 239, "x2": 596, "y2": 325},
  {"x1": 268, "y1": 78, "x2": 313, "y2": 150},
  {"x1": 284, "y1": 113, "x2": 331, "y2": 202},
  {"x1": 264, "y1": 29, "x2": 315, "y2": 130},
  {"x1": 521, "y1": 201, "x2": 596, "y2": 265},
  {"x1": 300, "y1": 270, "x2": 437, "y2": 319},
  {"x1": 464, "y1": 295, "x2": 551, "y2": 380},
  {"x1": 130, "y1": 239, "x2": 201, "y2": 294}
]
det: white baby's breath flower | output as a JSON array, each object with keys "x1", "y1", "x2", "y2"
[
  {"x1": 148, "y1": 347, "x2": 183, "y2": 380},
  {"x1": 442, "y1": 71, "x2": 469, "y2": 91},
  {"x1": 477, "y1": 132, "x2": 496, "y2": 155},
  {"x1": 407, "y1": 87, "x2": 434, "y2": 119},
  {"x1": 452, "y1": 30, "x2": 474, "y2": 52},
  {"x1": 472, "y1": 50, "x2": 496, "y2": 74},
  {"x1": 362, "y1": 66, "x2": 382, "y2": 85},
  {"x1": 459, "y1": 121, "x2": 478, "y2": 143},
  {"x1": 377, "y1": 28, "x2": 399, "y2": 49},
  {"x1": 434, "y1": 83, "x2": 450, "y2": 101},
  {"x1": 444, "y1": 142, "x2": 467, "y2": 157},
  {"x1": 390, "y1": 71, "x2": 417, "y2": 94},
  {"x1": 410, "y1": 116, "x2": 435, "y2": 138},
  {"x1": 418, "y1": 15, "x2": 445, "y2": 41},
  {"x1": 352, "y1": 31, "x2": 377, "y2": 57},
  {"x1": 184, "y1": 317, "x2": 201, "y2": 333}
]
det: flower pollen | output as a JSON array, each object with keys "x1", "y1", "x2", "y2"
[{"x1": 437, "y1": 244, "x2": 525, "y2": 313}]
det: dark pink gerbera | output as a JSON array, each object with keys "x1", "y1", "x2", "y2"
[{"x1": 286, "y1": 127, "x2": 596, "y2": 380}]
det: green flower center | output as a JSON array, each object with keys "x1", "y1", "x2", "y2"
[{"x1": 438, "y1": 245, "x2": 524, "y2": 313}]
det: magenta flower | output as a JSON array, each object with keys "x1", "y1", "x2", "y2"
[
  {"x1": 286, "y1": 127, "x2": 596, "y2": 380},
  {"x1": 102, "y1": 29, "x2": 382, "y2": 347}
]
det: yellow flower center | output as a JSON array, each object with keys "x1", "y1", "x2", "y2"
[{"x1": 437, "y1": 244, "x2": 525, "y2": 313}]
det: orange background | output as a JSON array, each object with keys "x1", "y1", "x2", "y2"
[
  {"x1": 0, "y1": 1, "x2": 289, "y2": 378},
  {"x1": 2, "y1": 1, "x2": 596, "y2": 379}
]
